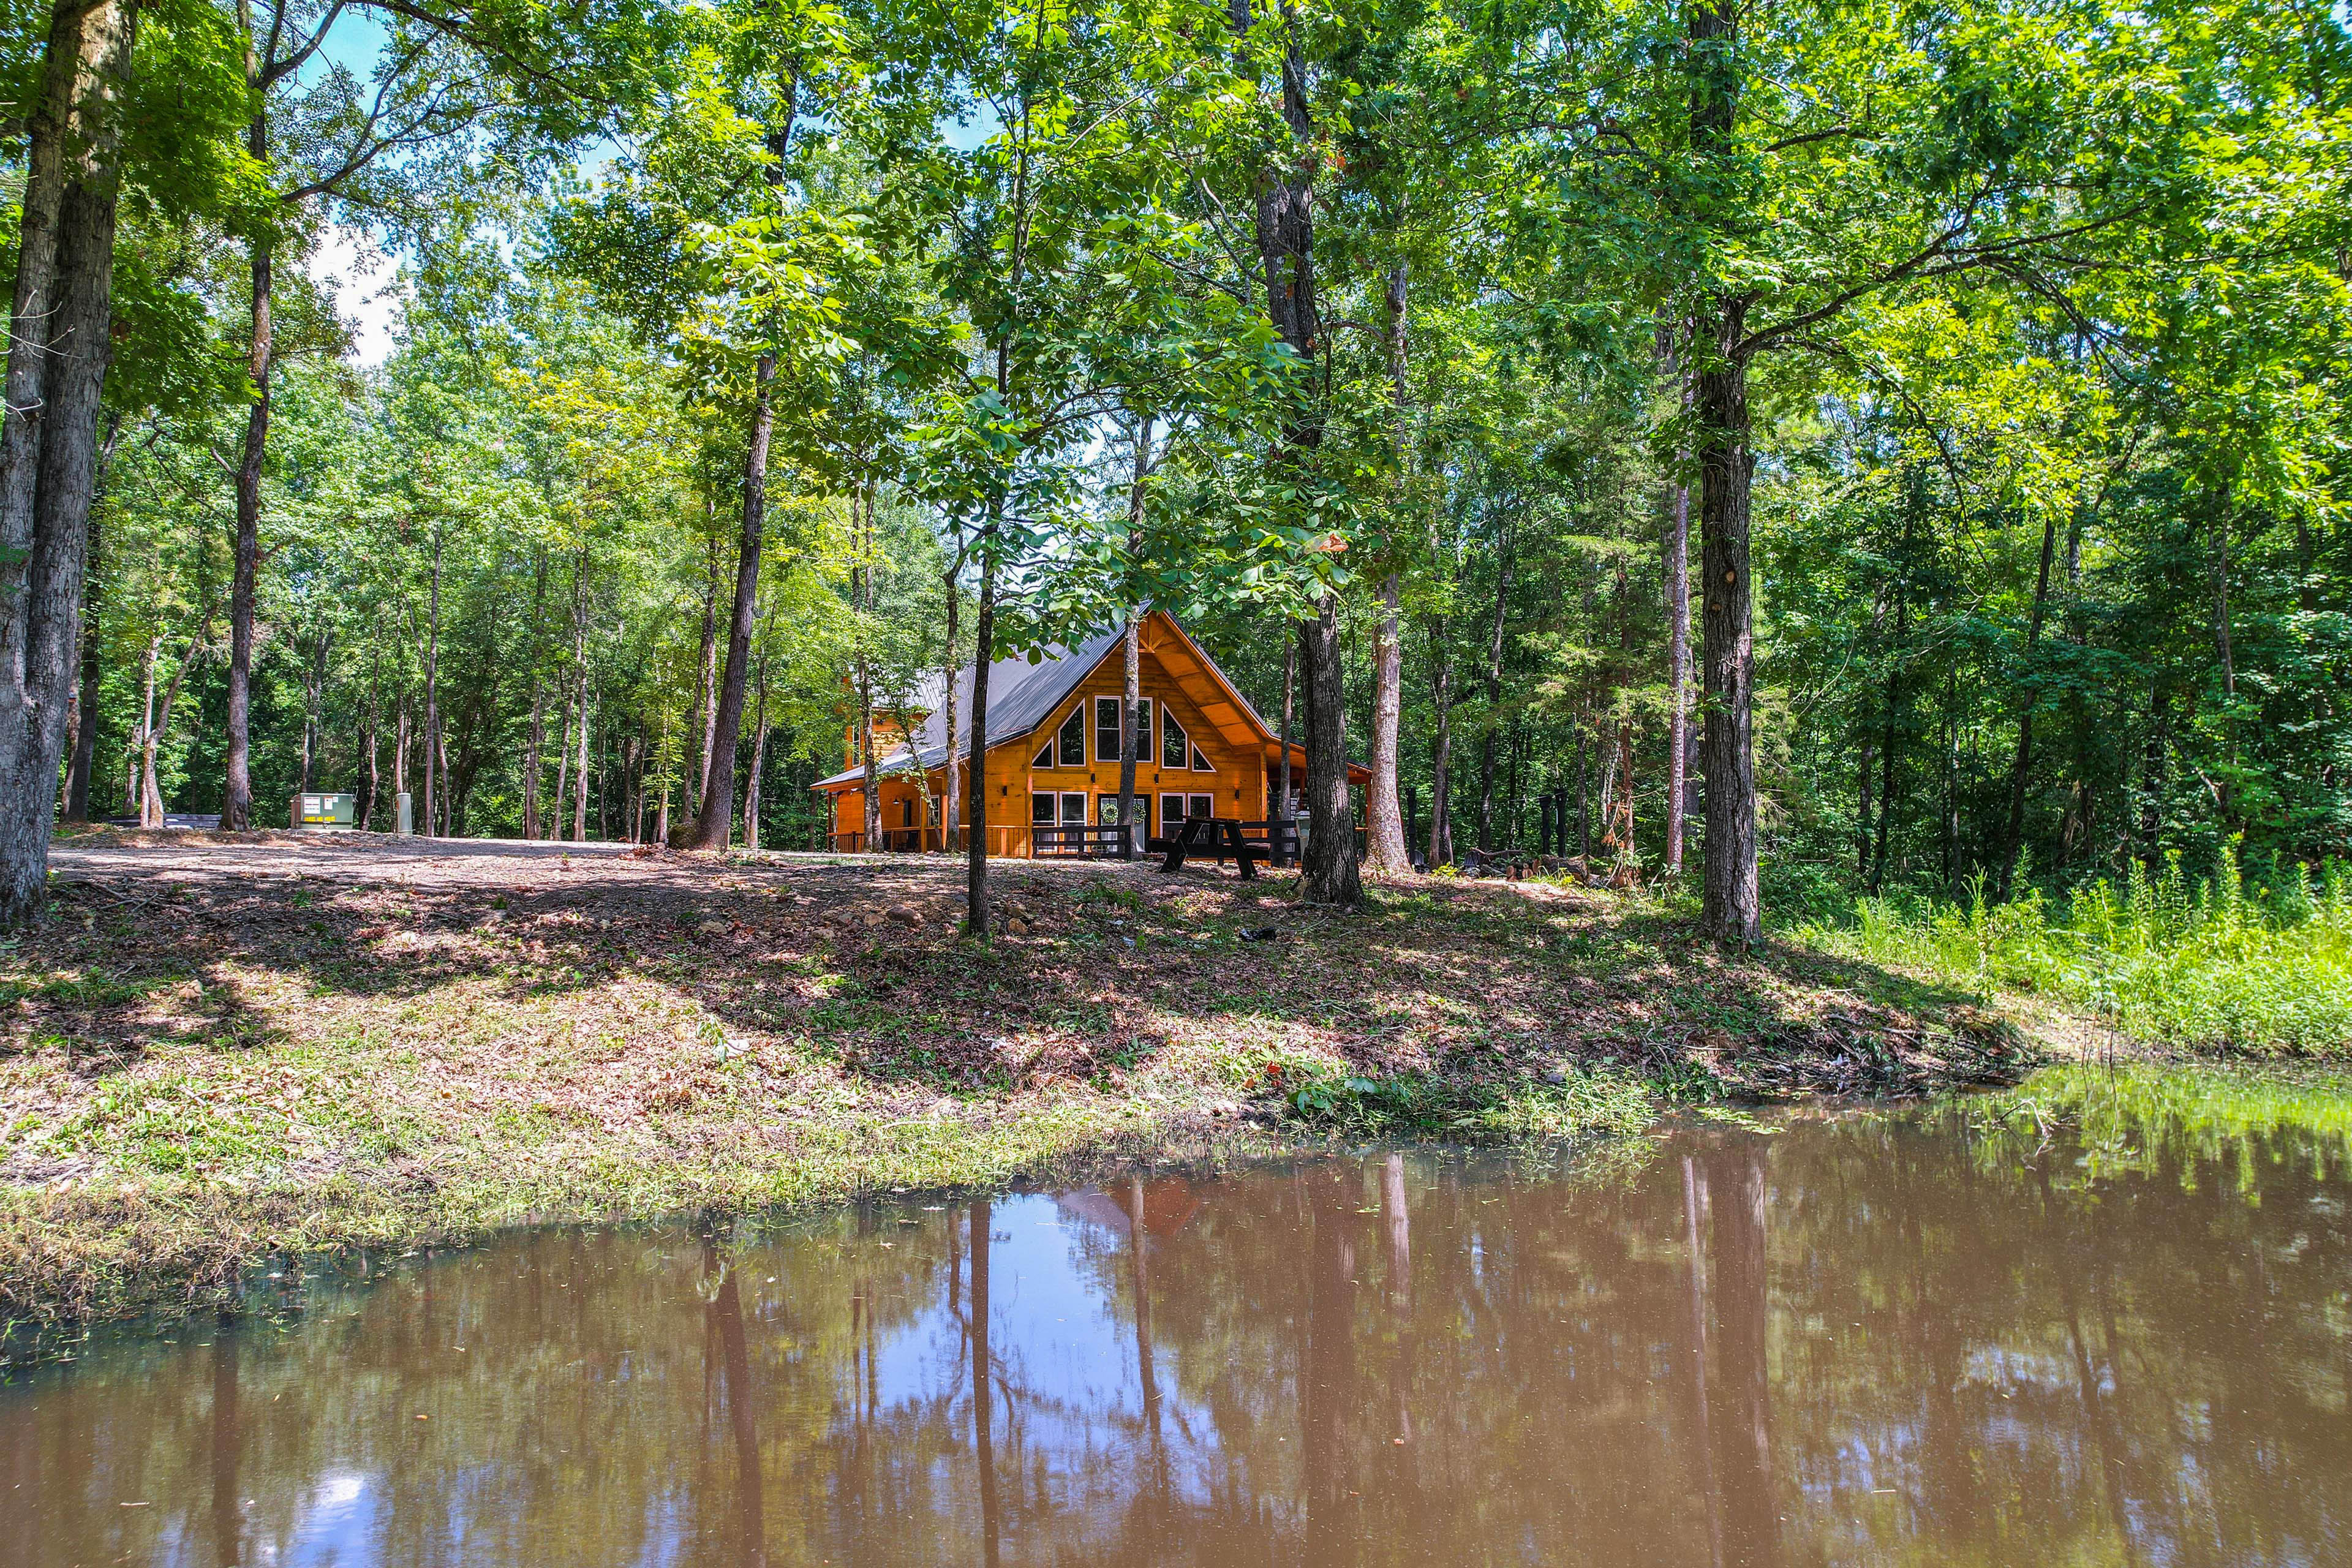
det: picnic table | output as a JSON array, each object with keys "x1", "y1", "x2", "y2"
[{"x1": 1150, "y1": 817, "x2": 1292, "y2": 878}]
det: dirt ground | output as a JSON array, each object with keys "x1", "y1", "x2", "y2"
[{"x1": 2, "y1": 827, "x2": 2037, "y2": 1336}]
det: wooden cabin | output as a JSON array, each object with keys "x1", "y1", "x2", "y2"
[{"x1": 813, "y1": 610, "x2": 1367, "y2": 856}]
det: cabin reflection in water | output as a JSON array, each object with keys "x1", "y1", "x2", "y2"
[{"x1": 4, "y1": 1105, "x2": 2348, "y2": 1567}]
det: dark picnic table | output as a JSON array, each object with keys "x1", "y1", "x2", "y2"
[{"x1": 1150, "y1": 817, "x2": 1298, "y2": 878}]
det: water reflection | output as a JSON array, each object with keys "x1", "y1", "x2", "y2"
[{"x1": 4, "y1": 1089, "x2": 2348, "y2": 1566}]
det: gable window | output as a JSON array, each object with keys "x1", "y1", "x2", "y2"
[
  {"x1": 1134, "y1": 698, "x2": 1152, "y2": 760},
  {"x1": 1096, "y1": 696, "x2": 1123, "y2": 763},
  {"x1": 1058, "y1": 708, "x2": 1085, "y2": 766},
  {"x1": 1192, "y1": 742, "x2": 1213, "y2": 772},
  {"x1": 1161, "y1": 710, "x2": 1188, "y2": 770},
  {"x1": 1033, "y1": 737, "x2": 1055, "y2": 769}
]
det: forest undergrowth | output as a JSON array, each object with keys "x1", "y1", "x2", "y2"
[{"x1": 1791, "y1": 850, "x2": 2352, "y2": 1054}]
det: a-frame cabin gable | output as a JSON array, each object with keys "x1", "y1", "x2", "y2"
[{"x1": 811, "y1": 608, "x2": 1359, "y2": 854}]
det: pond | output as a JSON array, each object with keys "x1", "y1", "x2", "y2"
[{"x1": 4, "y1": 1067, "x2": 2348, "y2": 1566}]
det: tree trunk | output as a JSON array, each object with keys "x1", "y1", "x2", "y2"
[
  {"x1": 62, "y1": 503, "x2": 102, "y2": 822},
  {"x1": 1660, "y1": 320, "x2": 1694, "y2": 876},
  {"x1": 1278, "y1": 634, "x2": 1295, "y2": 824},
  {"x1": 1233, "y1": 0, "x2": 1354, "y2": 907},
  {"x1": 1476, "y1": 512, "x2": 1515, "y2": 853},
  {"x1": 689, "y1": 108, "x2": 796, "y2": 852},
  {"x1": 143, "y1": 622, "x2": 201, "y2": 829},
  {"x1": 130, "y1": 635, "x2": 156, "y2": 824},
  {"x1": 221, "y1": 100, "x2": 274, "y2": 834},
  {"x1": 1366, "y1": 574, "x2": 1409, "y2": 872},
  {"x1": 1117, "y1": 417, "x2": 1148, "y2": 856},
  {"x1": 0, "y1": 0, "x2": 137, "y2": 924},
  {"x1": 1425, "y1": 617, "x2": 1452, "y2": 865},
  {"x1": 1689, "y1": 0, "x2": 1760, "y2": 945},
  {"x1": 570, "y1": 618, "x2": 589, "y2": 843},
  {"x1": 856, "y1": 489, "x2": 881, "y2": 852},
  {"x1": 1300, "y1": 599, "x2": 1363, "y2": 904},
  {"x1": 548, "y1": 696, "x2": 570, "y2": 842},
  {"x1": 963, "y1": 522, "x2": 998, "y2": 935},
  {"x1": 692, "y1": 513, "x2": 719, "y2": 815},
  {"x1": 1365, "y1": 260, "x2": 1412, "y2": 874},
  {"x1": 742, "y1": 639, "x2": 771, "y2": 851},
  {"x1": 1996, "y1": 506, "x2": 2061, "y2": 900},
  {"x1": 941, "y1": 562, "x2": 962, "y2": 851},
  {"x1": 420, "y1": 527, "x2": 443, "y2": 838}
]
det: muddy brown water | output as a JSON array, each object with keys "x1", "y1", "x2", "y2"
[{"x1": 5, "y1": 1094, "x2": 2348, "y2": 1566}]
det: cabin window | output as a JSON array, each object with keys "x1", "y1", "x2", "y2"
[
  {"x1": 1033, "y1": 737, "x2": 1054, "y2": 768},
  {"x1": 1096, "y1": 696, "x2": 1123, "y2": 763},
  {"x1": 1058, "y1": 708, "x2": 1085, "y2": 766},
  {"x1": 1161, "y1": 710, "x2": 1188, "y2": 770},
  {"x1": 1191, "y1": 743, "x2": 1213, "y2": 772},
  {"x1": 1031, "y1": 792, "x2": 1057, "y2": 825},
  {"x1": 1160, "y1": 793, "x2": 1191, "y2": 826},
  {"x1": 901, "y1": 799, "x2": 914, "y2": 827},
  {"x1": 1098, "y1": 794, "x2": 1147, "y2": 832},
  {"x1": 1189, "y1": 793, "x2": 1214, "y2": 821},
  {"x1": 1061, "y1": 791, "x2": 1087, "y2": 824},
  {"x1": 1134, "y1": 699, "x2": 1152, "y2": 759}
]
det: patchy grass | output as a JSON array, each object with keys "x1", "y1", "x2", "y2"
[{"x1": 2, "y1": 833, "x2": 2036, "y2": 1343}]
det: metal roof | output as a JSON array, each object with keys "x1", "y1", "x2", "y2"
[{"x1": 812, "y1": 624, "x2": 1123, "y2": 790}]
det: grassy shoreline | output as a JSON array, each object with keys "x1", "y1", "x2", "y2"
[{"x1": 7, "y1": 832, "x2": 2043, "y2": 1346}]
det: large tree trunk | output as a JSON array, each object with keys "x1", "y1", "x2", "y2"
[
  {"x1": 221, "y1": 105, "x2": 273, "y2": 834},
  {"x1": 1117, "y1": 418, "x2": 1147, "y2": 856},
  {"x1": 62, "y1": 505, "x2": 101, "y2": 822},
  {"x1": 1660, "y1": 320, "x2": 1693, "y2": 876},
  {"x1": 688, "y1": 110, "x2": 795, "y2": 852},
  {"x1": 1693, "y1": 326, "x2": 1759, "y2": 943},
  {"x1": 1475, "y1": 513, "x2": 1514, "y2": 853},
  {"x1": 856, "y1": 488, "x2": 880, "y2": 851},
  {"x1": 1689, "y1": 0, "x2": 1760, "y2": 945},
  {"x1": 1234, "y1": 0, "x2": 1354, "y2": 906},
  {"x1": 1300, "y1": 599, "x2": 1363, "y2": 904},
  {"x1": 1365, "y1": 262, "x2": 1411, "y2": 874},
  {"x1": 0, "y1": 0, "x2": 136, "y2": 924}
]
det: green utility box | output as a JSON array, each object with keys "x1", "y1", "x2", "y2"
[{"x1": 290, "y1": 792, "x2": 356, "y2": 829}]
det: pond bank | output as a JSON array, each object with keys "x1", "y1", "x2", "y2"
[{"x1": 7, "y1": 832, "x2": 2040, "y2": 1338}]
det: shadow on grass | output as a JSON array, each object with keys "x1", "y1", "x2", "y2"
[{"x1": 13, "y1": 853, "x2": 2037, "y2": 1114}]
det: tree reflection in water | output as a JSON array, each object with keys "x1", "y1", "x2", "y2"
[{"x1": 4, "y1": 1087, "x2": 2348, "y2": 1567}]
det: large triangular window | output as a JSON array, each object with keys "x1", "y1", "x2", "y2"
[
  {"x1": 1058, "y1": 708, "x2": 1085, "y2": 766},
  {"x1": 1161, "y1": 710, "x2": 1188, "y2": 770}
]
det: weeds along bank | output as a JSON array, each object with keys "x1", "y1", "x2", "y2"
[
  {"x1": 1, "y1": 837, "x2": 2035, "y2": 1341},
  {"x1": 1792, "y1": 851, "x2": 2352, "y2": 1055}
]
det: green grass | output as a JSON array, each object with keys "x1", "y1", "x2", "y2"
[{"x1": 1793, "y1": 850, "x2": 2352, "y2": 1054}]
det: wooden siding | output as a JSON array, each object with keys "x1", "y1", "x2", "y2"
[{"x1": 823, "y1": 622, "x2": 1271, "y2": 856}]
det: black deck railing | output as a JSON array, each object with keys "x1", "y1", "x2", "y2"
[{"x1": 1031, "y1": 823, "x2": 1137, "y2": 858}]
